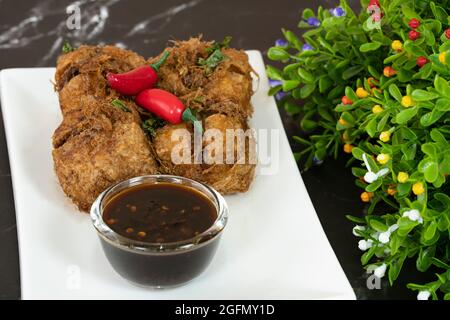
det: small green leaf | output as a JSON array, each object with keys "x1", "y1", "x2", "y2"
[
  {"x1": 342, "y1": 65, "x2": 365, "y2": 80},
  {"x1": 377, "y1": 113, "x2": 390, "y2": 131},
  {"x1": 366, "y1": 179, "x2": 383, "y2": 192},
  {"x1": 297, "y1": 68, "x2": 315, "y2": 83},
  {"x1": 397, "y1": 217, "x2": 418, "y2": 236},
  {"x1": 300, "y1": 83, "x2": 316, "y2": 98},
  {"x1": 424, "y1": 162, "x2": 439, "y2": 183},
  {"x1": 282, "y1": 80, "x2": 300, "y2": 92},
  {"x1": 360, "y1": 42, "x2": 381, "y2": 52},
  {"x1": 416, "y1": 246, "x2": 435, "y2": 272},
  {"x1": 411, "y1": 89, "x2": 440, "y2": 101},
  {"x1": 395, "y1": 107, "x2": 418, "y2": 124},
  {"x1": 424, "y1": 222, "x2": 437, "y2": 241},
  {"x1": 266, "y1": 65, "x2": 283, "y2": 80},
  {"x1": 318, "y1": 76, "x2": 333, "y2": 93},
  {"x1": 388, "y1": 84, "x2": 402, "y2": 102},
  {"x1": 369, "y1": 219, "x2": 388, "y2": 232},
  {"x1": 434, "y1": 75, "x2": 450, "y2": 98},
  {"x1": 267, "y1": 47, "x2": 290, "y2": 61},
  {"x1": 351, "y1": 147, "x2": 365, "y2": 160}
]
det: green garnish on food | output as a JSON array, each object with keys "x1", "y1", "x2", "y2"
[
  {"x1": 198, "y1": 50, "x2": 229, "y2": 74},
  {"x1": 192, "y1": 96, "x2": 205, "y2": 104},
  {"x1": 198, "y1": 36, "x2": 232, "y2": 74},
  {"x1": 142, "y1": 116, "x2": 165, "y2": 137},
  {"x1": 111, "y1": 99, "x2": 131, "y2": 112},
  {"x1": 62, "y1": 40, "x2": 74, "y2": 54},
  {"x1": 205, "y1": 36, "x2": 232, "y2": 54}
]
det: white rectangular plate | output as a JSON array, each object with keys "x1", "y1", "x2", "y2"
[{"x1": 0, "y1": 50, "x2": 355, "y2": 300}]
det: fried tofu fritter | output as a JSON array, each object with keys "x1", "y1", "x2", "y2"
[
  {"x1": 53, "y1": 46, "x2": 158, "y2": 211},
  {"x1": 53, "y1": 39, "x2": 255, "y2": 212}
]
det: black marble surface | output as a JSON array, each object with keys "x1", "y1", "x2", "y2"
[{"x1": 0, "y1": 0, "x2": 433, "y2": 300}]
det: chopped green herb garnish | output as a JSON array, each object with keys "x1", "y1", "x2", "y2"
[
  {"x1": 198, "y1": 49, "x2": 229, "y2": 74},
  {"x1": 192, "y1": 96, "x2": 205, "y2": 104},
  {"x1": 62, "y1": 40, "x2": 74, "y2": 54},
  {"x1": 111, "y1": 99, "x2": 131, "y2": 112},
  {"x1": 205, "y1": 36, "x2": 232, "y2": 54},
  {"x1": 142, "y1": 117, "x2": 165, "y2": 137},
  {"x1": 198, "y1": 36, "x2": 232, "y2": 74}
]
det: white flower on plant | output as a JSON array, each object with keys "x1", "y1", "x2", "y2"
[
  {"x1": 353, "y1": 225, "x2": 366, "y2": 236},
  {"x1": 378, "y1": 231, "x2": 391, "y2": 244},
  {"x1": 377, "y1": 224, "x2": 398, "y2": 244},
  {"x1": 358, "y1": 239, "x2": 373, "y2": 251},
  {"x1": 364, "y1": 171, "x2": 378, "y2": 183},
  {"x1": 403, "y1": 209, "x2": 423, "y2": 224},
  {"x1": 374, "y1": 263, "x2": 387, "y2": 278},
  {"x1": 362, "y1": 154, "x2": 389, "y2": 183},
  {"x1": 388, "y1": 224, "x2": 399, "y2": 232},
  {"x1": 417, "y1": 290, "x2": 431, "y2": 300}
]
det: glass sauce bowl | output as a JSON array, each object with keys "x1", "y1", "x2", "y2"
[{"x1": 90, "y1": 175, "x2": 228, "y2": 288}]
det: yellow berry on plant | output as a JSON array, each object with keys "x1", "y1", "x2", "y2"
[
  {"x1": 356, "y1": 87, "x2": 369, "y2": 98},
  {"x1": 338, "y1": 118, "x2": 347, "y2": 125},
  {"x1": 387, "y1": 187, "x2": 397, "y2": 196},
  {"x1": 397, "y1": 172, "x2": 409, "y2": 183},
  {"x1": 343, "y1": 144, "x2": 353, "y2": 153},
  {"x1": 360, "y1": 192, "x2": 373, "y2": 202},
  {"x1": 377, "y1": 153, "x2": 390, "y2": 164},
  {"x1": 372, "y1": 105, "x2": 383, "y2": 114},
  {"x1": 401, "y1": 95, "x2": 414, "y2": 107},
  {"x1": 439, "y1": 52, "x2": 447, "y2": 65},
  {"x1": 412, "y1": 182, "x2": 425, "y2": 195},
  {"x1": 379, "y1": 131, "x2": 391, "y2": 142},
  {"x1": 391, "y1": 40, "x2": 403, "y2": 52}
]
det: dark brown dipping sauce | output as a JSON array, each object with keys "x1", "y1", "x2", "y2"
[{"x1": 103, "y1": 183, "x2": 217, "y2": 243}]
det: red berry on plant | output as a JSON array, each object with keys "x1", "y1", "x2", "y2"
[
  {"x1": 416, "y1": 56, "x2": 429, "y2": 68},
  {"x1": 408, "y1": 18, "x2": 420, "y2": 29},
  {"x1": 369, "y1": 0, "x2": 380, "y2": 6},
  {"x1": 383, "y1": 66, "x2": 397, "y2": 78},
  {"x1": 445, "y1": 29, "x2": 450, "y2": 39},
  {"x1": 341, "y1": 96, "x2": 353, "y2": 105},
  {"x1": 408, "y1": 30, "x2": 420, "y2": 41}
]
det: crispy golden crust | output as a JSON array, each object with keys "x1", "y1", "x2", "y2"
[
  {"x1": 53, "y1": 46, "x2": 157, "y2": 212},
  {"x1": 149, "y1": 38, "x2": 254, "y2": 120},
  {"x1": 53, "y1": 39, "x2": 256, "y2": 212},
  {"x1": 153, "y1": 114, "x2": 256, "y2": 194}
]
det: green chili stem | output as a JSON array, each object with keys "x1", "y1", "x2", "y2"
[
  {"x1": 151, "y1": 51, "x2": 170, "y2": 71},
  {"x1": 182, "y1": 108, "x2": 203, "y2": 134}
]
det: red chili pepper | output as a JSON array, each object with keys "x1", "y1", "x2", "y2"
[
  {"x1": 445, "y1": 29, "x2": 450, "y2": 39},
  {"x1": 107, "y1": 51, "x2": 170, "y2": 96},
  {"x1": 408, "y1": 30, "x2": 420, "y2": 41},
  {"x1": 408, "y1": 18, "x2": 420, "y2": 29},
  {"x1": 136, "y1": 89, "x2": 202, "y2": 132},
  {"x1": 416, "y1": 56, "x2": 429, "y2": 68}
]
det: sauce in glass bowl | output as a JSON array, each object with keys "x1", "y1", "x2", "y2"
[
  {"x1": 103, "y1": 183, "x2": 217, "y2": 243},
  {"x1": 90, "y1": 175, "x2": 228, "y2": 288}
]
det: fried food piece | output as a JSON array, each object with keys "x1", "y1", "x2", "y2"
[
  {"x1": 153, "y1": 122, "x2": 203, "y2": 181},
  {"x1": 153, "y1": 114, "x2": 256, "y2": 194},
  {"x1": 55, "y1": 45, "x2": 146, "y2": 115},
  {"x1": 53, "y1": 46, "x2": 158, "y2": 212},
  {"x1": 202, "y1": 114, "x2": 256, "y2": 193},
  {"x1": 148, "y1": 37, "x2": 254, "y2": 120}
]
